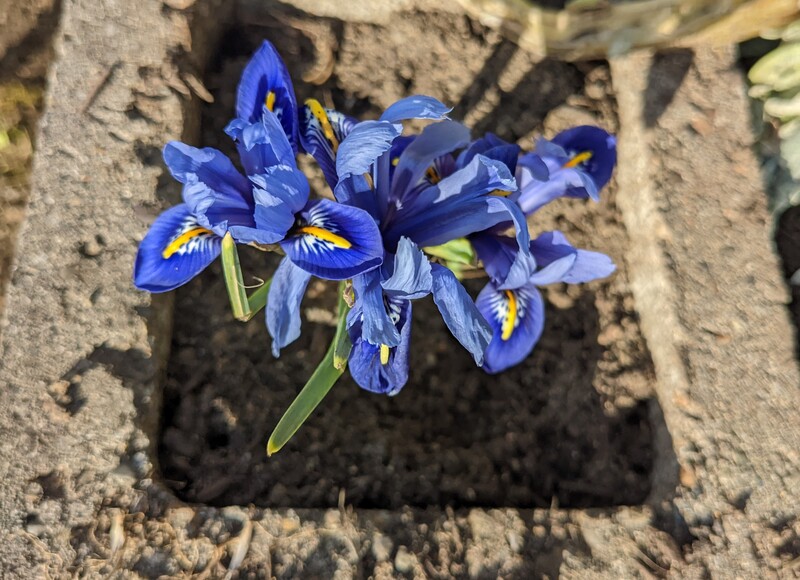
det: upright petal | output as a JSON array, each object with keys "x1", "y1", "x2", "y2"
[
  {"x1": 164, "y1": 142, "x2": 252, "y2": 236},
  {"x1": 530, "y1": 231, "x2": 616, "y2": 284},
  {"x1": 133, "y1": 204, "x2": 221, "y2": 293},
  {"x1": 471, "y1": 230, "x2": 536, "y2": 291},
  {"x1": 224, "y1": 110, "x2": 296, "y2": 176},
  {"x1": 381, "y1": 237, "x2": 432, "y2": 300},
  {"x1": 379, "y1": 95, "x2": 451, "y2": 123},
  {"x1": 516, "y1": 165, "x2": 596, "y2": 215},
  {"x1": 476, "y1": 281, "x2": 545, "y2": 374},
  {"x1": 348, "y1": 300, "x2": 412, "y2": 395},
  {"x1": 389, "y1": 120, "x2": 471, "y2": 204},
  {"x1": 336, "y1": 120, "x2": 401, "y2": 177},
  {"x1": 457, "y1": 133, "x2": 521, "y2": 175},
  {"x1": 280, "y1": 199, "x2": 383, "y2": 280},
  {"x1": 266, "y1": 257, "x2": 312, "y2": 357},
  {"x1": 349, "y1": 269, "x2": 401, "y2": 347},
  {"x1": 431, "y1": 264, "x2": 492, "y2": 365},
  {"x1": 384, "y1": 155, "x2": 519, "y2": 249},
  {"x1": 236, "y1": 40, "x2": 299, "y2": 150},
  {"x1": 299, "y1": 99, "x2": 357, "y2": 189},
  {"x1": 242, "y1": 166, "x2": 311, "y2": 244},
  {"x1": 551, "y1": 125, "x2": 617, "y2": 192}
]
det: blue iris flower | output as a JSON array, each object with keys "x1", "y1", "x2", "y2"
[
  {"x1": 301, "y1": 96, "x2": 535, "y2": 394},
  {"x1": 517, "y1": 125, "x2": 617, "y2": 215},
  {"x1": 134, "y1": 107, "x2": 383, "y2": 356},
  {"x1": 235, "y1": 40, "x2": 300, "y2": 152},
  {"x1": 465, "y1": 127, "x2": 618, "y2": 373}
]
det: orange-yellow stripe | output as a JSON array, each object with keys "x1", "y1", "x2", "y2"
[
  {"x1": 297, "y1": 225, "x2": 352, "y2": 249},
  {"x1": 305, "y1": 98, "x2": 339, "y2": 153},
  {"x1": 380, "y1": 344, "x2": 390, "y2": 365},
  {"x1": 563, "y1": 150, "x2": 592, "y2": 169},
  {"x1": 265, "y1": 91, "x2": 276, "y2": 112},
  {"x1": 162, "y1": 227, "x2": 212, "y2": 259},
  {"x1": 426, "y1": 165, "x2": 441, "y2": 184},
  {"x1": 501, "y1": 290, "x2": 517, "y2": 341},
  {"x1": 489, "y1": 188, "x2": 513, "y2": 197}
]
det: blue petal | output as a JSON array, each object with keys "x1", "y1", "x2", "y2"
[
  {"x1": 389, "y1": 120, "x2": 471, "y2": 204},
  {"x1": 224, "y1": 110, "x2": 296, "y2": 175},
  {"x1": 431, "y1": 264, "x2": 492, "y2": 365},
  {"x1": 517, "y1": 151, "x2": 550, "y2": 182},
  {"x1": 384, "y1": 155, "x2": 518, "y2": 249},
  {"x1": 235, "y1": 41, "x2": 299, "y2": 150},
  {"x1": 381, "y1": 237, "x2": 432, "y2": 300},
  {"x1": 348, "y1": 300, "x2": 412, "y2": 395},
  {"x1": 471, "y1": 230, "x2": 536, "y2": 291},
  {"x1": 336, "y1": 119, "x2": 401, "y2": 177},
  {"x1": 531, "y1": 231, "x2": 616, "y2": 283},
  {"x1": 348, "y1": 269, "x2": 401, "y2": 347},
  {"x1": 552, "y1": 125, "x2": 617, "y2": 192},
  {"x1": 457, "y1": 133, "x2": 521, "y2": 175},
  {"x1": 476, "y1": 281, "x2": 545, "y2": 374},
  {"x1": 379, "y1": 95, "x2": 451, "y2": 123},
  {"x1": 266, "y1": 257, "x2": 312, "y2": 357},
  {"x1": 242, "y1": 166, "x2": 310, "y2": 244},
  {"x1": 164, "y1": 142, "x2": 252, "y2": 236},
  {"x1": 280, "y1": 198, "x2": 383, "y2": 280},
  {"x1": 516, "y1": 165, "x2": 595, "y2": 215},
  {"x1": 299, "y1": 99, "x2": 357, "y2": 189},
  {"x1": 334, "y1": 174, "x2": 381, "y2": 221},
  {"x1": 133, "y1": 204, "x2": 221, "y2": 293}
]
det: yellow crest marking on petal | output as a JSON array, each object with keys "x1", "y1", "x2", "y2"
[
  {"x1": 391, "y1": 157, "x2": 400, "y2": 167},
  {"x1": 501, "y1": 290, "x2": 517, "y2": 341},
  {"x1": 162, "y1": 227, "x2": 213, "y2": 259},
  {"x1": 363, "y1": 172, "x2": 374, "y2": 190},
  {"x1": 425, "y1": 165, "x2": 441, "y2": 184},
  {"x1": 562, "y1": 150, "x2": 593, "y2": 169},
  {"x1": 297, "y1": 225, "x2": 352, "y2": 249},
  {"x1": 489, "y1": 188, "x2": 513, "y2": 197},
  {"x1": 305, "y1": 98, "x2": 339, "y2": 153},
  {"x1": 380, "y1": 344, "x2": 390, "y2": 365},
  {"x1": 265, "y1": 91, "x2": 276, "y2": 112}
]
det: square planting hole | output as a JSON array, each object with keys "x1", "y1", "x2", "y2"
[{"x1": 158, "y1": 15, "x2": 661, "y2": 510}]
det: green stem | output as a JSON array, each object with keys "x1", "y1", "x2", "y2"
[{"x1": 333, "y1": 282, "x2": 352, "y2": 370}]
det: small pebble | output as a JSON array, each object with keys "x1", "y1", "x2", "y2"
[{"x1": 394, "y1": 546, "x2": 414, "y2": 574}]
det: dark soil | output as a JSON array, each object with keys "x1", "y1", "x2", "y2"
[{"x1": 158, "y1": 17, "x2": 658, "y2": 509}]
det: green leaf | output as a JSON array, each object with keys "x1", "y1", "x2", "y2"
[
  {"x1": 267, "y1": 341, "x2": 344, "y2": 455},
  {"x1": 333, "y1": 282, "x2": 352, "y2": 370},
  {"x1": 221, "y1": 233, "x2": 250, "y2": 321},
  {"x1": 423, "y1": 238, "x2": 476, "y2": 266}
]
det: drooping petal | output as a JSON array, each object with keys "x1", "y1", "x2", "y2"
[
  {"x1": 530, "y1": 231, "x2": 616, "y2": 284},
  {"x1": 348, "y1": 299, "x2": 412, "y2": 395},
  {"x1": 280, "y1": 198, "x2": 383, "y2": 280},
  {"x1": 164, "y1": 142, "x2": 252, "y2": 236},
  {"x1": 551, "y1": 125, "x2": 617, "y2": 192},
  {"x1": 235, "y1": 41, "x2": 299, "y2": 150},
  {"x1": 379, "y1": 95, "x2": 451, "y2": 123},
  {"x1": 299, "y1": 99, "x2": 357, "y2": 189},
  {"x1": 348, "y1": 269, "x2": 401, "y2": 347},
  {"x1": 384, "y1": 155, "x2": 519, "y2": 250},
  {"x1": 266, "y1": 257, "x2": 312, "y2": 357},
  {"x1": 431, "y1": 264, "x2": 492, "y2": 365},
  {"x1": 476, "y1": 281, "x2": 545, "y2": 374},
  {"x1": 381, "y1": 237, "x2": 432, "y2": 300},
  {"x1": 336, "y1": 119, "x2": 401, "y2": 177},
  {"x1": 133, "y1": 204, "x2": 221, "y2": 293},
  {"x1": 224, "y1": 110, "x2": 296, "y2": 176},
  {"x1": 389, "y1": 120, "x2": 471, "y2": 204}
]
